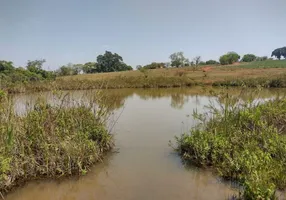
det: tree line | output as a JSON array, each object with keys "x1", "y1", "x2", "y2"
[
  {"x1": 0, "y1": 47, "x2": 285, "y2": 85},
  {"x1": 136, "y1": 46, "x2": 285, "y2": 70}
]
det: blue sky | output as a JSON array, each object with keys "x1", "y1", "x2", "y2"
[{"x1": 0, "y1": 0, "x2": 285, "y2": 70}]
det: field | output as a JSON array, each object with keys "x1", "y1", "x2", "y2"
[
  {"x1": 58, "y1": 60, "x2": 286, "y2": 84},
  {"x1": 3, "y1": 60, "x2": 286, "y2": 94}
]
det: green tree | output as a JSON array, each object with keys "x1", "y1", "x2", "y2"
[
  {"x1": 241, "y1": 54, "x2": 257, "y2": 62},
  {"x1": 143, "y1": 62, "x2": 165, "y2": 69},
  {"x1": 169, "y1": 52, "x2": 189, "y2": 68},
  {"x1": 58, "y1": 65, "x2": 73, "y2": 76},
  {"x1": 96, "y1": 51, "x2": 131, "y2": 72},
  {"x1": 72, "y1": 64, "x2": 83, "y2": 75},
  {"x1": 256, "y1": 56, "x2": 268, "y2": 61},
  {"x1": 199, "y1": 61, "x2": 206, "y2": 65},
  {"x1": 0, "y1": 61, "x2": 14, "y2": 73},
  {"x1": 26, "y1": 59, "x2": 46, "y2": 74},
  {"x1": 271, "y1": 47, "x2": 286, "y2": 60},
  {"x1": 82, "y1": 62, "x2": 97, "y2": 74},
  {"x1": 206, "y1": 60, "x2": 219, "y2": 65},
  {"x1": 219, "y1": 52, "x2": 240, "y2": 65}
]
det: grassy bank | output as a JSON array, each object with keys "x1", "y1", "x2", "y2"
[
  {"x1": 0, "y1": 91, "x2": 113, "y2": 194},
  {"x1": 174, "y1": 91, "x2": 286, "y2": 199},
  {"x1": 3, "y1": 71, "x2": 286, "y2": 94},
  {"x1": 1, "y1": 60, "x2": 286, "y2": 94}
]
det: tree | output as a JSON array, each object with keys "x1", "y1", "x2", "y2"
[
  {"x1": 57, "y1": 63, "x2": 81, "y2": 76},
  {"x1": 206, "y1": 60, "x2": 219, "y2": 65},
  {"x1": 271, "y1": 47, "x2": 286, "y2": 60},
  {"x1": 96, "y1": 51, "x2": 132, "y2": 73},
  {"x1": 26, "y1": 59, "x2": 46, "y2": 74},
  {"x1": 58, "y1": 65, "x2": 73, "y2": 76},
  {"x1": 169, "y1": 52, "x2": 189, "y2": 68},
  {"x1": 136, "y1": 65, "x2": 142, "y2": 70},
  {"x1": 241, "y1": 54, "x2": 257, "y2": 62},
  {"x1": 256, "y1": 56, "x2": 268, "y2": 61},
  {"x1": 0, "y1": 60, "x2": 14, "y2": 73},
  {"x1": 82, "y1": 62, "x2": 97, "y2": 74},
  {"x1": 143, "y1": 62, "x2": 165, "y2": 69},
  {"x1": 219, "y1": 52, "x2": 240, "y2": 65},
  {"x1": 72, "y1": 64, "x2": 83, "y2": 75},
  {"x1": 193, "y1": 56, "x2": 201, "y2": 67}
]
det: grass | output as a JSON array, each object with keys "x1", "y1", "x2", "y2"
[
  {"x1": 1, "y1": 60, "x2": 286, "y2": 94},
  {"x1": 227, "y1": 60, "x2": 286, "y2": 69},
  {"x1": 0, "y1": 90, "x2": 113, "y2": 194},
  {"x1": 173, "y1": 89, "x2": 286, "y2": 199}
]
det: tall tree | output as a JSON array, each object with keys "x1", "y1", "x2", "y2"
[
  {"x1": 96, "y1": 51, "x2": 132, "y2": 72},
  {"x1": 169, "y1": 52, "x2": 189, "y2": 68},
  {"x1": 272, "y1": 47, "x2": 286, "y2": 60}
]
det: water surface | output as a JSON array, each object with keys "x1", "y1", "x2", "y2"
[{"x1": 6, "y1": 87, "x2": 286, "y2": 200}]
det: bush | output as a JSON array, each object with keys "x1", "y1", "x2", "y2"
[
  {"x1": 0, "y1": 92, "x2": 113, "y2": 192},
  {"x1": 219, "y1": 52, "x2": 240, "y2": 65},
  {"x1": 241, "y1": 54, "x2": 257, "y2": 62},
  {"x1": 206, "y1": 60, "x2": 219, "y2": 65},
  {"x1": 256, "y1": 56, "x2": 268, "y2": 61},
  {"x1": 174, "y1": 92, "x2": 286, "y2": 199}
]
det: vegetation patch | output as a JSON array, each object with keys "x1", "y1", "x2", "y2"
[
  {"x1": 173, "y1": 91, "x2": 286, "y2": 199},
  {"x1": 0, "y1": 91, "x2": 113, "y2": 193}
]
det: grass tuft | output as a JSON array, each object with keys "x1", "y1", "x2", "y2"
[
  {"x1": 174, "y1": 90, "x2": 286, "y2": 199},
  {"x1": 0, "y1": 90, "x2": 113, "y2": 193}
]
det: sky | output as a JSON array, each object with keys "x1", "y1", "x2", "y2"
[{"x1": 0, "y1": 0, "x2": 285, "y2": 70}]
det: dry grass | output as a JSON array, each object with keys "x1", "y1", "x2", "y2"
[{"x1": 58, "y1": 66, "x2": 286, "y2": 85}]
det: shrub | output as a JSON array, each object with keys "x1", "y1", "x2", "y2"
[
  {"x1": 219, "y1": 52, "x2": 240, "y2": 65},
  {"x1": 241, "y1": 54, "x2": 257, "y2": 62},
  {"x1": 0, "y1": 92, "x2": 113, "y2": 193},
  {"x1": 205, "y1": 60, "x2": 219, "y2": 65},
  {"x1": 174, "y1": 92, "x2": 286, "y2": 199}
]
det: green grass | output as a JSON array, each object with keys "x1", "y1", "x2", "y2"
[
  {"x1": 0, "y1": 91, "x2": 113, "y2": 193},
  {"x1": 173, "y1": 90, "x2": 286, "y2": 199}
]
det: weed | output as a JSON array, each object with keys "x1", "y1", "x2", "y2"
[
  {"x1": 174, "y1": 89, "x2": 286, "y2": 199},
  {"x1": 0, "y1": 91, "x2": 113, "y2": 193}
]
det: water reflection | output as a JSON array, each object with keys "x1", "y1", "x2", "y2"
[
  {"x1": 7, "y1": 87, "x2": 286, "y2": 200},
  {"x1": 12, "y1": 87, "x2": 286, "y2": 115}
]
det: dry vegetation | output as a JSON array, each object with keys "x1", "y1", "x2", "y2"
[{"x1": 58, "y1": 64, "x2": 286, "y2": 84}]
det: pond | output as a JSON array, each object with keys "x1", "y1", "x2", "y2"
[{"x1": 6, "y1": 87, "x2": 286, "y2": 200}]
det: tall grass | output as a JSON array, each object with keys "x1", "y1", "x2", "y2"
[
  {"x1": 174, "y1": 90, "x2": 286, "y2": 199},
  {"x1": 213, "y1": 74, "x2": 286, "y2": 88},
  {"x1": 0, "y1": 90, "x2": 114, "y2": 193},
  {"x1": 237, "y1": 60, "x2": 286, "y2": 69}
]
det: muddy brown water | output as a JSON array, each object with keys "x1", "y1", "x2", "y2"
[{"x1": 6, "y1": 87, "x2": 286, "y2": 200}]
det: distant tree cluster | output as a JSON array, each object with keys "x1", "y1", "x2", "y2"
[
  {"x1": 271, "y1": 47, "x2": 286, "y2": 60},
  {"x1": 219, "y1": 52, "x2": 240, "y2": 65},
  {"x1": 241, "y1": 54, "x2": 256, "y2": 62},
  {"x1": 206, "y1": 60, "x2": 219, "y2": 65},
  {"x1": 2, "y1": 46, "x2": 285, "y2": 84},
  {"x1": 142, "y1": 62, "x2": 166, "y2": 69},
  {"x1": 57, "y1": 51, "x2": 133, "y2": 76},
  {"x1": 0, "y1": 59, "x2": 55, "y2": 84}
]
